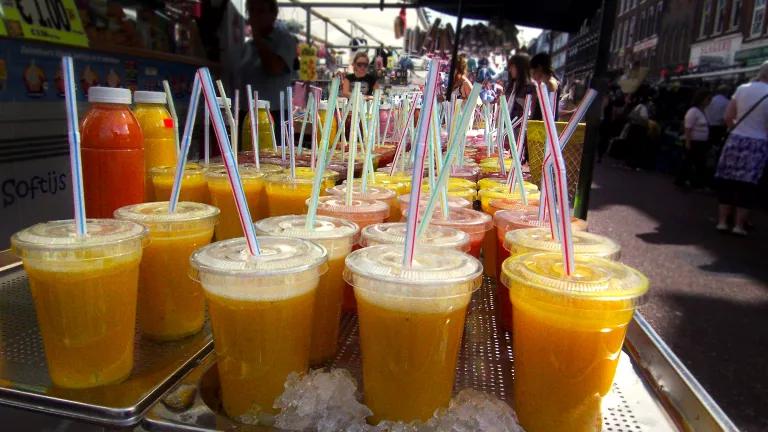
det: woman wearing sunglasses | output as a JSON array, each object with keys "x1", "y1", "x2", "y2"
[{"x1": 342, "y1": 52, "x2": 379, "y2": 97}]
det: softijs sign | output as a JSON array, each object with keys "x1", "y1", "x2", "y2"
[{"x1": 0, "y1": 155, "x2": 72, "y2": 249}]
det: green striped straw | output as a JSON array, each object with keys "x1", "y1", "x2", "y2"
[
  {"x1": 345, "y1": 82, "x2": 362, "y2": 205},
  {"x1": 361, "y1": 89, "x2": 382, "y2": 192},
  {"x1": 306, "y1": 78, "x2": 341, "y2": 230}
]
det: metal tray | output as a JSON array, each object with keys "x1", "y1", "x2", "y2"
[
  {"x1": 141, "y1": 277, "x2": 738, "y2": 432},
  {"x1": 0, "y1": 253, "x2": 213, "y2": 427}
]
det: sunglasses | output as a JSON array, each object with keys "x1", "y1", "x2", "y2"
[{"x1": 355, "y1": 62, "x2": 369, "y2": 67}]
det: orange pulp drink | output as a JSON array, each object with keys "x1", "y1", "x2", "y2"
[
  {"x1": 133, "y1": 91, "x2": 178, "y2": 201},
  {"x1": 151, "y1": 163, "x2": 210, "y2": 204},
  {"x1": 206, "y1": 165, "x2": 268, "y2": 239},
  {"x1": 115, "y1": 202, "x2": 219, "y2": 340}
]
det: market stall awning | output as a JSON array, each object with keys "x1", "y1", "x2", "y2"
[{"x1": 416, "y1": 0, "x2": 601, "y2": 32}]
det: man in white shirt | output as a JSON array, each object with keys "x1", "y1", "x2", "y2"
[{"x1": 677, "y1": 89, "x2": 712, "y2": 188}]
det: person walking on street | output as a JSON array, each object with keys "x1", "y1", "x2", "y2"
[
  {"x1": 529, "y1": 53, "x2": 559, "y2": 120},
  {"x1": 706, "y1": 85, "x2": 731, "y2": 152},
  {"x1": 678, "y1": 89, "x2": 712, "y2": 188},
  {"x1": 715, "y1": 61, "x2": 768, "y2": 236}
]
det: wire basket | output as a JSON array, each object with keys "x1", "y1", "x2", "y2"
[{"x1": 526, "y1": 120, "x2": 586, "y2": 203}]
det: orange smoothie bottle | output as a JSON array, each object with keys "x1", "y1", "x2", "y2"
[
  {"x1": 133, "y1": 91, "x2": 177, "y2": 201},
  {"x1": 81, "y1": 87, "x2": 144, "y2": 218},
  {"x1": 241, "y1": 100, "x2": 273, "y2": 151}
]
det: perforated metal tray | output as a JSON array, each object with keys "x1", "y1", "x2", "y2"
[
  {"x1": 141, "y1": 277, "x2": 738, "y2": 432},
  {"x1": 0, "y1": 254, "x2": 213, "y2": 427}
]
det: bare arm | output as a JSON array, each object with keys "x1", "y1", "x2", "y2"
[
  {"x1": 341, "y1": 77, "x2": 351, "y2": 97},
  {"x1": 724, "y1": 98, "x2": 738, "y2": 128},
  {"x1": 253, "y1": 38, "x2": 289, "y2": 76}
]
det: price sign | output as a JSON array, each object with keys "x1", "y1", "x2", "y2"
[{"x1": 1, "y1": 0, "x2": 87, "y2": 47}]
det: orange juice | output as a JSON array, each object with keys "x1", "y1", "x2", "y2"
[
  {"x1": 345, "y1": 245, "x2": 482, "y2": 423},
  {"x1": 11, "y1": 219, "x2": 147, "y2": 388},
  {"x1": 255, "y1": 215, "x2": 359, "y2": 364},
  {"x1": 479, "y1": 185, "x2": 541, "y2": 214},
  {"x1": 134, "y1": 91, "x2": 178, "y2": 201},
  {"x1": 150, "y1": 164, "x2": 210, "y2": 204},
  {"x1": 316, "y1": 102, "x2": 338, "y2": 143},
  {"x1": 477, "y1": 177, "x2": 538, "y2": 192},
  {"x1": 360, "y1": 222, "x2": 470, "y2": 253},
  {"x1": 191, "y1": 237, "x2": 327, "y2": 421},
  {"x1": 206, "y1": 166, "x2": 266, "y2": 239},
  {"x1": 294, "y1": 166, "x2": 339, "y2": 189},
  {"x1": 241, "y1": 101, "x2": 273, "y2": 151},
  {"x1": 264, "y1": 174, "x2": 316, "y2": 217},
  {"x1": 481, "y1": 200, "x2": 539, "y2": 280},
  {"x1": 419, "y1": 207, "x2": 492, "y2": 259},
  {"x1": 502, "y1": 253, "x2": 648, "y2": 432},
  {"x1": 115, "y1": 202, "x2": 219, "y2": 340}
]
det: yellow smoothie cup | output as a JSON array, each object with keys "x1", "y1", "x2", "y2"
[
  {"x1": 264, "y1": 173, "x2": 316, "y2": 217},
  {"x1": 255, "y1": 215, "x2": 359, "y2": 365},
  {"x1": 191, "y1": 237, "x2": 327, "y2": 421},
  {"x1": 344, "y1": 245, "x2": 482, "y2": 423},
  {"x1": 206, "y1": 166, "x2": 268, "y2": 240},
  {"x1": 11, "y1": 219, "x2": 147, "y2": 388},
  {"x1": 326, "y1": 184, "x2": 398, "y2": 221},
  {"x1": 151, "y1": 163, "x2": 210, "y2": 204},
  {"x1": 115, "y1": 202, "x2": 219, "y2": 341},
  {"x1": 501, "y1": 252, "x2": 648, "y2": 432}
]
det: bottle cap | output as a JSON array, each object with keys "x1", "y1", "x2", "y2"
[{"x1": 88, "y1": 87, "x2": 132, "y2": 104}]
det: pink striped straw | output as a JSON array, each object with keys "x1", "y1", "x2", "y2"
[
  {"x1": 311, "y1": 87, "x2": 321, "y2": 168},
  {"x1": 535, "y1": 81, "x2": 574, "y2": 275},
  {"x1": 389, "y1": 94, "x2": 420, "y2": 175},
  {"x1": 246, "y1": 86, "x2": 261, "y2": 169},
  {"x1": 402, "y1": 59, "x2": 440, "y2": 267},
  {"x1": 198, "y1": 68, "x2": 260, "y2": 255}
]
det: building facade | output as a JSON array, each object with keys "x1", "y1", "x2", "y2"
[
  {"x1": 609, "y1": 0, "x2": 666, "y2": 76},
  {"x1": 564, "y1": 7, "x2": 603, "y2": 82},
  {"x1": 657, "y1": 0, "x2": 697, "y2": 77}
]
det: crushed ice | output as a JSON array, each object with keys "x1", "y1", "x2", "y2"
[{"x1": 273, "y1": 369, "x2": 523, "y2": 432}]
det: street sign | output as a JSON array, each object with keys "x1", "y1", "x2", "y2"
[{"x1": 0, "y1": 0, "x2": 88, "y2": 47}]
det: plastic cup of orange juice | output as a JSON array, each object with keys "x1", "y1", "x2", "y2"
[
  {"x1": 191, "y1": 237, "x2": 327, "y2": 421},
  {"x1": 115, "y1": 202, "x2": 219, "y2": 341},
  {"x1": 326, "y1": 184, "x2": 398, "y2": 221},
  {"x1": 344, "y1": 244, "x2": 482, "y2": 423},
  {"x1": 501, "y1": 253, "x2": 648, "y2": 432},
  {"x1": 414, "y1": 206, "x2": 492, "y2": 259},
  {"x1": 254, "y1": 215, "x2": 358, "y2": 365},
  {"x1": 151, "y1": 163, "x2": 211, "y2": 204},
  {"x1": 11, "y1": 219, "x2": 147, "y2": 388},
  {"x1": 360, "y1": 222, "x2": 470, "y2": 253}
]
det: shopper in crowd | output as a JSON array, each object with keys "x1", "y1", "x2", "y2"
[
  {"x1": 233, "y1": 0, "x2": 296, "y2": 147},
  {"x1": 529, "y1": 53, "x2": 560, "y2": 119},
  {"x1": 677, "y1": 89, "x2": 712, "y2": 188},
  {"x1": 504, "y1": 53, "x2": 533, "y2": 119},
  {"x1": 625, "y1": 91, "x2": 651, "y2": 170},
  {"x1": 598, "y1": 85, "x2": 626, "y2": 162},
  {"x1": 558, "y1": 80, "x2": 587, "y2": 122},
  {"x1": 342, "y1": 51, "x2": 379, "y2": 97},
  {"x1": 450, "y1": 54, "x2": 473, "y2": 99},
  {"x1": 715, "y1": 61, "x2": 768, "y2": 236},
  {"x1": 706, "y1": 84, "x2": 731, "y2": 151}
]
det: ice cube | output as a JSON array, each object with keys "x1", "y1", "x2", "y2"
[
  {"x1": 425, "y1": 389, "x2": 523, "y2": 432},
  {"x1": 274, "y1": 369, "x2": 372, "y2": 432}
]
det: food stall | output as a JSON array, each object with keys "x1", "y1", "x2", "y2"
[{"x1": 0, "y1": 1, "x2": 740, "y2": 431}]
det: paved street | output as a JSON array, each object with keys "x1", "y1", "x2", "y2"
[{"x1": 586, "y1": 162, "x2": 768, "y2": 432}]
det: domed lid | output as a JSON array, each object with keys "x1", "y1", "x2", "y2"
[
  {"x1": 12, "y1": 219, "x2": 146, "y2": 253},
  {"x1": 504, "y1": 228, "x2": 621, "y2": 260},
  {"x1": 361, "y1": 222, "x2": 470, "y2": 252},
  {"x1": 114, "y1": 202, "x2": 219, "y2": 231},
  {"x1": 254, "y1": 215, "x2": 359, "y2": 241}
]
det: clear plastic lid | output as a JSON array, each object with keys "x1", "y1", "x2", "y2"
[
  {"x1": 133, "y1": 91, "x2": 167, "y2": 104},
  {"x1": 501, "y1": 252, "x2": 648, "y2": 308},
  {"x1": 423, "y1": 207, "x2": 493, "y2": 235},
  {"x1": 422, "y1": 178, "x2": 477, "y2": 190},
  {"x1": 314, "y1": 196, "x2": 390, "y2": 218},
  {"x1": 114, "y1": 202, "x2": 220, "y2": 232},
  {"x1": 205, "y1": 165, "x2": 267, "y2": 180},
  {"x1": 12, "y1": 219, "x2": 147, "y2": 258},
  {"x1": 264, "y1": 172, "x2": 316, "y2": 186},
  {"x1": 88, "y1": 87, "x2": 131, "y2": 104},
  {"x1": 504, "y1": 228, "x2": 621, "y2": 260},
  {"x1": 294, "y1": 167, "x2": 339, "y2": 182},
  {"x1": 397, "y1": 193, "x2": 472, "y2": 210},
  {"x1": 488, "y1": 198, "x2": 539, "y2": 213},
  {"x1": 150, "y1": 163, "x2": 205, "y2": 177},
  {"x1": 494, "y1": 208, "x2": 587, "y2": 233},
  {"x1": 254, "y1": 215, "x2": 359, "y2": 247},
  {"x1": 239, "y1": 162, "x2": 283, "y2": 174},
  {"x1": 360, "y1": 222, "x2": 471, "y2": 252},
  {"x1": 326, "y1": 184, "x2": 396, "y2": 202},
  {"x1": 191, "y1": 236, "x2": 327, "y2": 278},
  {"x1": 344, "y1": 244, "x2": 482, "y2": 297}
]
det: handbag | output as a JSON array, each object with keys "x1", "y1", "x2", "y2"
[{"x1": 720, "y1": 92, "x2": 768, "y2": 147}]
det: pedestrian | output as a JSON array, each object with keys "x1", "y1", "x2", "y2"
[
  {"x1": 677, "y1": 89, "x2": 712, "y2": 188},
  {"x1": 529, "y1": 53, "x2": 560, "y2": 119},
  {"x1": 233, "y1": 0, "x2": 297, "y2": 150},
  {"x1": 449, "y1": 54, "x2": 473, "y2": 99},
  {"x1": 558, "y1": 80, "x2": 586, "y2": 122},
  {"x1": 706, "y1": 85, "x2": 731, "y2": 160},
  {"x1": 715, "y1": 61, "x2": 768, "y2": 236},
  {"x1": 342, "y1": 51, "x2": 379, "y2": 97},
  {"x1": 504, "y1": 53, "x2": 533, "y2": 119},
  {"x1": 625, "y1": 91, "x2": 650, "y2": 170}
]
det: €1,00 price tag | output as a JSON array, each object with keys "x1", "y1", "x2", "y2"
[{"x1": 1, "y1": 0, "x2": 88, "y2": 47}]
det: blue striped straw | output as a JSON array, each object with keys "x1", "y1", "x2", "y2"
[
  {"x1": 169, "y1": 74, "x2": 202, "y2": 213},
  {"x1": 403, "y1": 59, "x2": 440, "y2": 267},
  {"x1": 162, "y1": 81, "x2": 180, "y2": 155},
  {"x1": 287, "y1": 86, "x2": 296, "y2": 178},
  {"x1": 198, "y1": 68, "x2": 260, "y2": 255},
  {"x1": 62, "y1": 56, "x2": 86, "y2": 236},
  {"x1": 279, "y1": 91, "x2": 286, "y2": 162},
  {"x1": 246, "y1": 85, "x2": 261, "y2": 169}
]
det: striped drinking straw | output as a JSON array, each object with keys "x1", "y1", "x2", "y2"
[
  {"x1": 169, "y1": 74, "x2": 202, "y2": 213},
  {"x1": 162, "y1": 80, "x2": 180, "y2": 154},
  {"x1": 287, "y1": 86, "x2": 296, "y2": 179},
  {"x1": 246, "y1": 85, "x2": 261, "y2": 170},
  {"x1": 198, "y1": 68, "x2": 260, "y2": 255},
  {"x1": 402, "y1": 59, "x2": 440, "y2": 267},
  {"x1": 61, "y1": 56, "x2": 86, "y2": 236}
]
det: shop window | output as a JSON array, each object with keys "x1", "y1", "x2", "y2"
[
  {"x1": 700, "y1": 0, "x2": 712, "y2": 38},
  {"x1": 751, "y1": 0, "x2": 766, "y2": 37},
  {"x1": 714, "y1": 0, "x2": 727, "y2": 34},
  {"x1": 730, "y1": 0, "x2": 742, "y2": 30}
]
